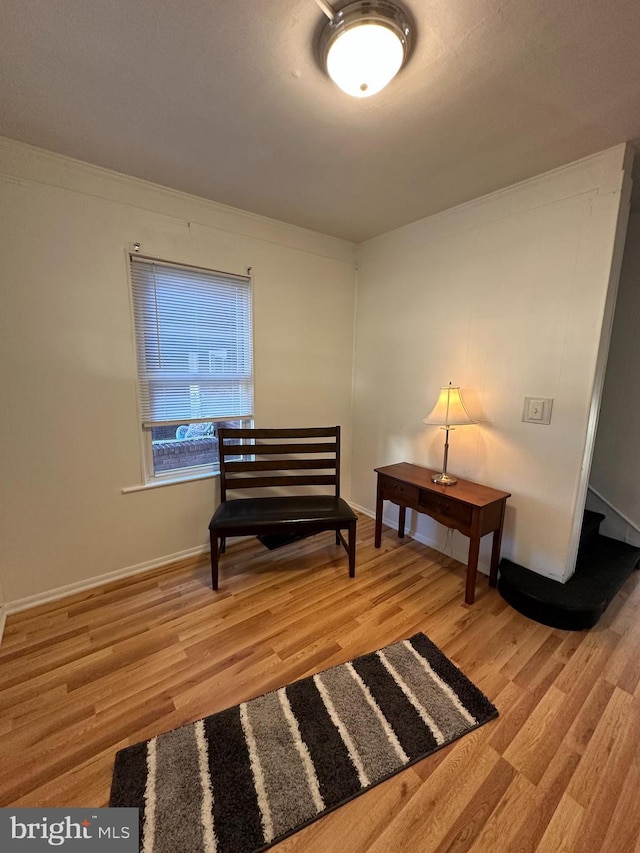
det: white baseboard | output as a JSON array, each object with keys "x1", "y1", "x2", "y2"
[
  {"x1": 350, "y1": 501, "x2": 490, "y2": 576},
  {"x1": 4, "y1": 500, "x2": 494, "y2": 624},
  {"x1": 3, "y1": 497, "x2": 499, "y2": 628},
  {"x1": 4, "y1": 544, "x2": 209, "y2": 617}
]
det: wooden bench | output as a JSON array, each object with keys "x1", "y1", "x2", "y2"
[{"x1": 208, "y1": 426, "x2": 357, "y2": 589}]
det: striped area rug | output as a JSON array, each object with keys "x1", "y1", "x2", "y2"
[{"x1": 110, "y1": 633, "x2": 497, "y2": 852}]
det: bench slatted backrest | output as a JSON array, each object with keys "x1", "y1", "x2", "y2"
[{"x1": 218, "y1": 426, "x2": 341, "y2": 501}]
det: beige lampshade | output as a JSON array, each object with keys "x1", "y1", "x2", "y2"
[{"x1": 423, "y1": 385, "x2": 475, "y2": 427}]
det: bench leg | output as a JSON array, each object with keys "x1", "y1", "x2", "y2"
[
  {"x1": 348, "y1": 521, "x2": 356, "y2": 578},
  {"x1": 210, "y1": 529, "x2": 219, "y2": 591}
]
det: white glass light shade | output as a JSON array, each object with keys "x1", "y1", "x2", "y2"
[
  {"x1": 326, "y1": 23, "x2": 404, "y2": 98},
  {"x1": 423, "y1": 386, "x2": 475, "y2": 427},
  {"x1": 319, "y1": 1, "x2": 412, "y2": 99}
]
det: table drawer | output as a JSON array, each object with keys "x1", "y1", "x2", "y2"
[
  {"x1": 380, "y1": 477, "x2": 420, "y2": 507},
  {"x1": 418, "y1": 491, "x2": 472, "y2": 530}
]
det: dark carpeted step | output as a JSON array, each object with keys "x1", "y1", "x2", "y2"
[
  {"x1": 579, "y1": 509, "x2": 606, "y2": 555},
  {"x1": 498, "y1": 534, "x2": 640, "y2": 630}
]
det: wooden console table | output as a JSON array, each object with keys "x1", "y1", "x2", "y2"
[{"x1": 374, "y1": 462, "x2": 511, "y2": 604}]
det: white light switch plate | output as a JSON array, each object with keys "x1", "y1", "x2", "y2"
[{"x1": 523, "y1": 396, "x2": 553, "y2": 424}]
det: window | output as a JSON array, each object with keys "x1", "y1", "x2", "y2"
[{"x1": 130, "y1": 255, "x2": 253, "y2": 481}]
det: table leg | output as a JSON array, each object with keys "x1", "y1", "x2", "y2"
[
  {"x1": 398, "y1": 505, "x2": 407, "y2": 538},
  {"x1": 374, "y1": 477, "x2": 383, "y2": 548},
  {"x1": 489, "y1": 502, "x2": 506, "y2": 588},
  {"x1": 465, "y1": 535, "x2": 481, "y2": 605}
]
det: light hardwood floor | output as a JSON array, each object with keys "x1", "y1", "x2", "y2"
[{"x1": 1, "y1": 514, "x2": 640, "y2": 852}]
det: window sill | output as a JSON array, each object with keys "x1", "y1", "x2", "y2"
[{"x1": 122, "y1": 469, "x2": 219, "y2": 494}]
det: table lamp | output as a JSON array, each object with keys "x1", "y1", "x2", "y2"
[{"x1": 423, "y1": 382, "x2": 475, "y2": 485}]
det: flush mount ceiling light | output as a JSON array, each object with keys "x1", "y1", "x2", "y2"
[{"x1": 317, "y1": 0, "x2": 413, "y2": 98}]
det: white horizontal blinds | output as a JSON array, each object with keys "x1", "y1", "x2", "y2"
[{"x1": 130, "y1": 256, "x2": 253, "y2": 426}]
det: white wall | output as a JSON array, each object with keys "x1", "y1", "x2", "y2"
[
  {"x1": 589, "y1": 212, "x2": 640, "y2": 535},
  {"x1": 0, "y1": 138, "x2": 631, "y2": 607},
  {"x1": 351, "y1": 145, "x2": 631, "y2": 582},
  {"x1": 0, "y1": 139, "x2": 356, "y2": 605}
]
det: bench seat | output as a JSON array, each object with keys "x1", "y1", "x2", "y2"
[{"x1": 210, "y1": 495, "x2": 356, "y2": 531}]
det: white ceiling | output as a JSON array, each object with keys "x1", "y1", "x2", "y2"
[{"x1": 1, "y1": 0, "x2": 640, "y2": 242}]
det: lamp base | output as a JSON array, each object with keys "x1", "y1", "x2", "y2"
[{"x1": 431, "y1": 472, "x2": 458, "y2": 486}]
